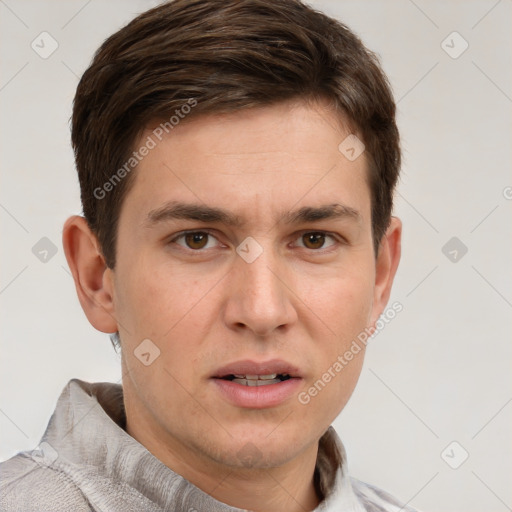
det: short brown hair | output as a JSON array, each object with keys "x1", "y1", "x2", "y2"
[{"x1": 72, "y1": 0, "x2": 400, "y2": 268}]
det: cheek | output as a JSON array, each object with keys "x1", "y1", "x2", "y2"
[
  {"x1": 294, "y1": 266, "x2": 373, "y2": 412},
  {"x1": 116, "y1": 267, "x2": 214, "y2": 405},
  {"x1": 321, "y1": 349, "x2": 365, "y2": 422},
  {"x1": 298, "y1": 333, "x2": 366, "y2": 431},
  {"x1": 114, "y1": 256, "x2": 220, "y2": 341},
  {"x1": 295, "y1": 265, "x2": 375, "y2": 340}
]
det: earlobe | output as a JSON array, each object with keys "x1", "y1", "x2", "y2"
[
  {"x1": 62, "y1": 216, "x2": 118, "y2": 333},
  {"x1": 371, "y1": 217, "x2": 402, "y2": 323}
]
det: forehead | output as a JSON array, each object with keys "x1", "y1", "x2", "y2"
[
  {"x1": 146, "y1": 99, "x2": 354, "y2": 163},
  {"x1": 120, "y1": 100, "x2": 370, "y2": 227}
]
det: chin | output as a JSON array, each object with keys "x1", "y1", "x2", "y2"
[{"x1": 204, "y1": 426, "x2": 314, "y2": 470}]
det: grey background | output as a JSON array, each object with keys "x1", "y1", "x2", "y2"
[{"x1": 1, "y1": 1, "x2": 511, "y2": 510}]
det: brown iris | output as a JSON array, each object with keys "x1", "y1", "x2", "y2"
[
  {"x1": 302, "y1": 232, "x2": 326, "y2": 249},
  {"x1": 185, "y1": 232, "x2": 209, "y2": 249}
]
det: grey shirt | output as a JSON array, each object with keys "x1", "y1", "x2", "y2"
[{"x1": 0, "y1": 379, "x2": 418, "y2": 511}]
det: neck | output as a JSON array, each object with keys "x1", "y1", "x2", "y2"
[{"x1": 205, "y1": 460, "x2": 321, "y2": 511}]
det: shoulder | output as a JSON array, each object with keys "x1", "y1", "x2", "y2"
[
  {"x1": 0, "y1": 453, "x2": 91, "y2": 512},
  {"x1": 350, "y1": 477, "x2": 421, "y2": 512}
]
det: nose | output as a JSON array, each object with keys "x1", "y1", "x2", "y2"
[{"x1": 222, "y1": 246, "x2": 297, "y2": 337}]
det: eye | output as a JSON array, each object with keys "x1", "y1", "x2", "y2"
[
  {"x1": 173, "y1": 231, "x2": 220, "y2": 250},
  {"x1": 294, "y1": 232, "x2": 337, "y2": 250}
]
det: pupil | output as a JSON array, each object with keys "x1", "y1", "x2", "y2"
[
  {"x1": 186, "y1": 232, "x2": 208, "y2": 249},
  {"x1": 304, "y1": 233, "x2": 325, "y2": 249}
]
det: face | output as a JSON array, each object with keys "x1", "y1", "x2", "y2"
[{"x1": 105, "y1": 100, "x2": 396, "y2": 471}]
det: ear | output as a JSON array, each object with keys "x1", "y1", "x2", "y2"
[
  {"x1": 62, "y1": 215, "x2": 118, "y2": 333},
  {"x1": 370, "y1": 216, "x2": 402, "y2": 324}
]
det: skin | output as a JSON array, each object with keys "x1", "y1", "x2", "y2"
[{"x1": 63, "y1": 99, "x2": 401, "y2": 512}]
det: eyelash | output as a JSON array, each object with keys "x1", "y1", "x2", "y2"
[{"x1": 168, "y1": 230, "x2": 343, "y2": 252}]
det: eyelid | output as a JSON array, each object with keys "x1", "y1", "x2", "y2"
[
  {"x1": 169, "y1": 229, "x2": 223, "y2": 249},
  {"x1": 292, "y1": 230, "x2": 346, "y2": 249}
]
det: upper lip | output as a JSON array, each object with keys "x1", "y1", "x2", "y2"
[{"x1": 212, "y1": 359, "x2": 301, "y2": 378}]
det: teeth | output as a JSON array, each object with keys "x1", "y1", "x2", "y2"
[
  {"x1": 233, "y1": 373, "x2": 278, "y2": 380},
  {"x1": 232, "y1": 378, "x2": 281, "y2": 386}
]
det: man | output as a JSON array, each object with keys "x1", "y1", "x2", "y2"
[{"x1": 0, "y1": 0, "x2": 415, "y2": 510}]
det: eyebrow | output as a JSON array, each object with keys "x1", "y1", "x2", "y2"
[
  {"x1": 145, "y1": 201, "x2": 242, "y2": 226},
  {"x1": 282, "y1": 203, "x2": 361, "y2": 224},
  {"x1": 144, "y1": 201, "x2": 361, "y2": 228}
]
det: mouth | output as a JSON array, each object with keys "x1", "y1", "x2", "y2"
[
  {"x1": 212, "y1": 359, "x2": 301, "y2": 383},
  {"x1": 218, "y1": 373, "x2": 292, "y2": 386},
  {"x1": 211, "y1": 359, "x2": 302, "y2": 408}
]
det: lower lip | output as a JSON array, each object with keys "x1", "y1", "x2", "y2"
[{"x1": 212, "y1": 378, "x2": 303, "y2": 409}]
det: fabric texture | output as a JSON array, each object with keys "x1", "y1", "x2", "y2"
[{"x1": 0, "y1": 379, "x2": 419, "y2": 511}]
